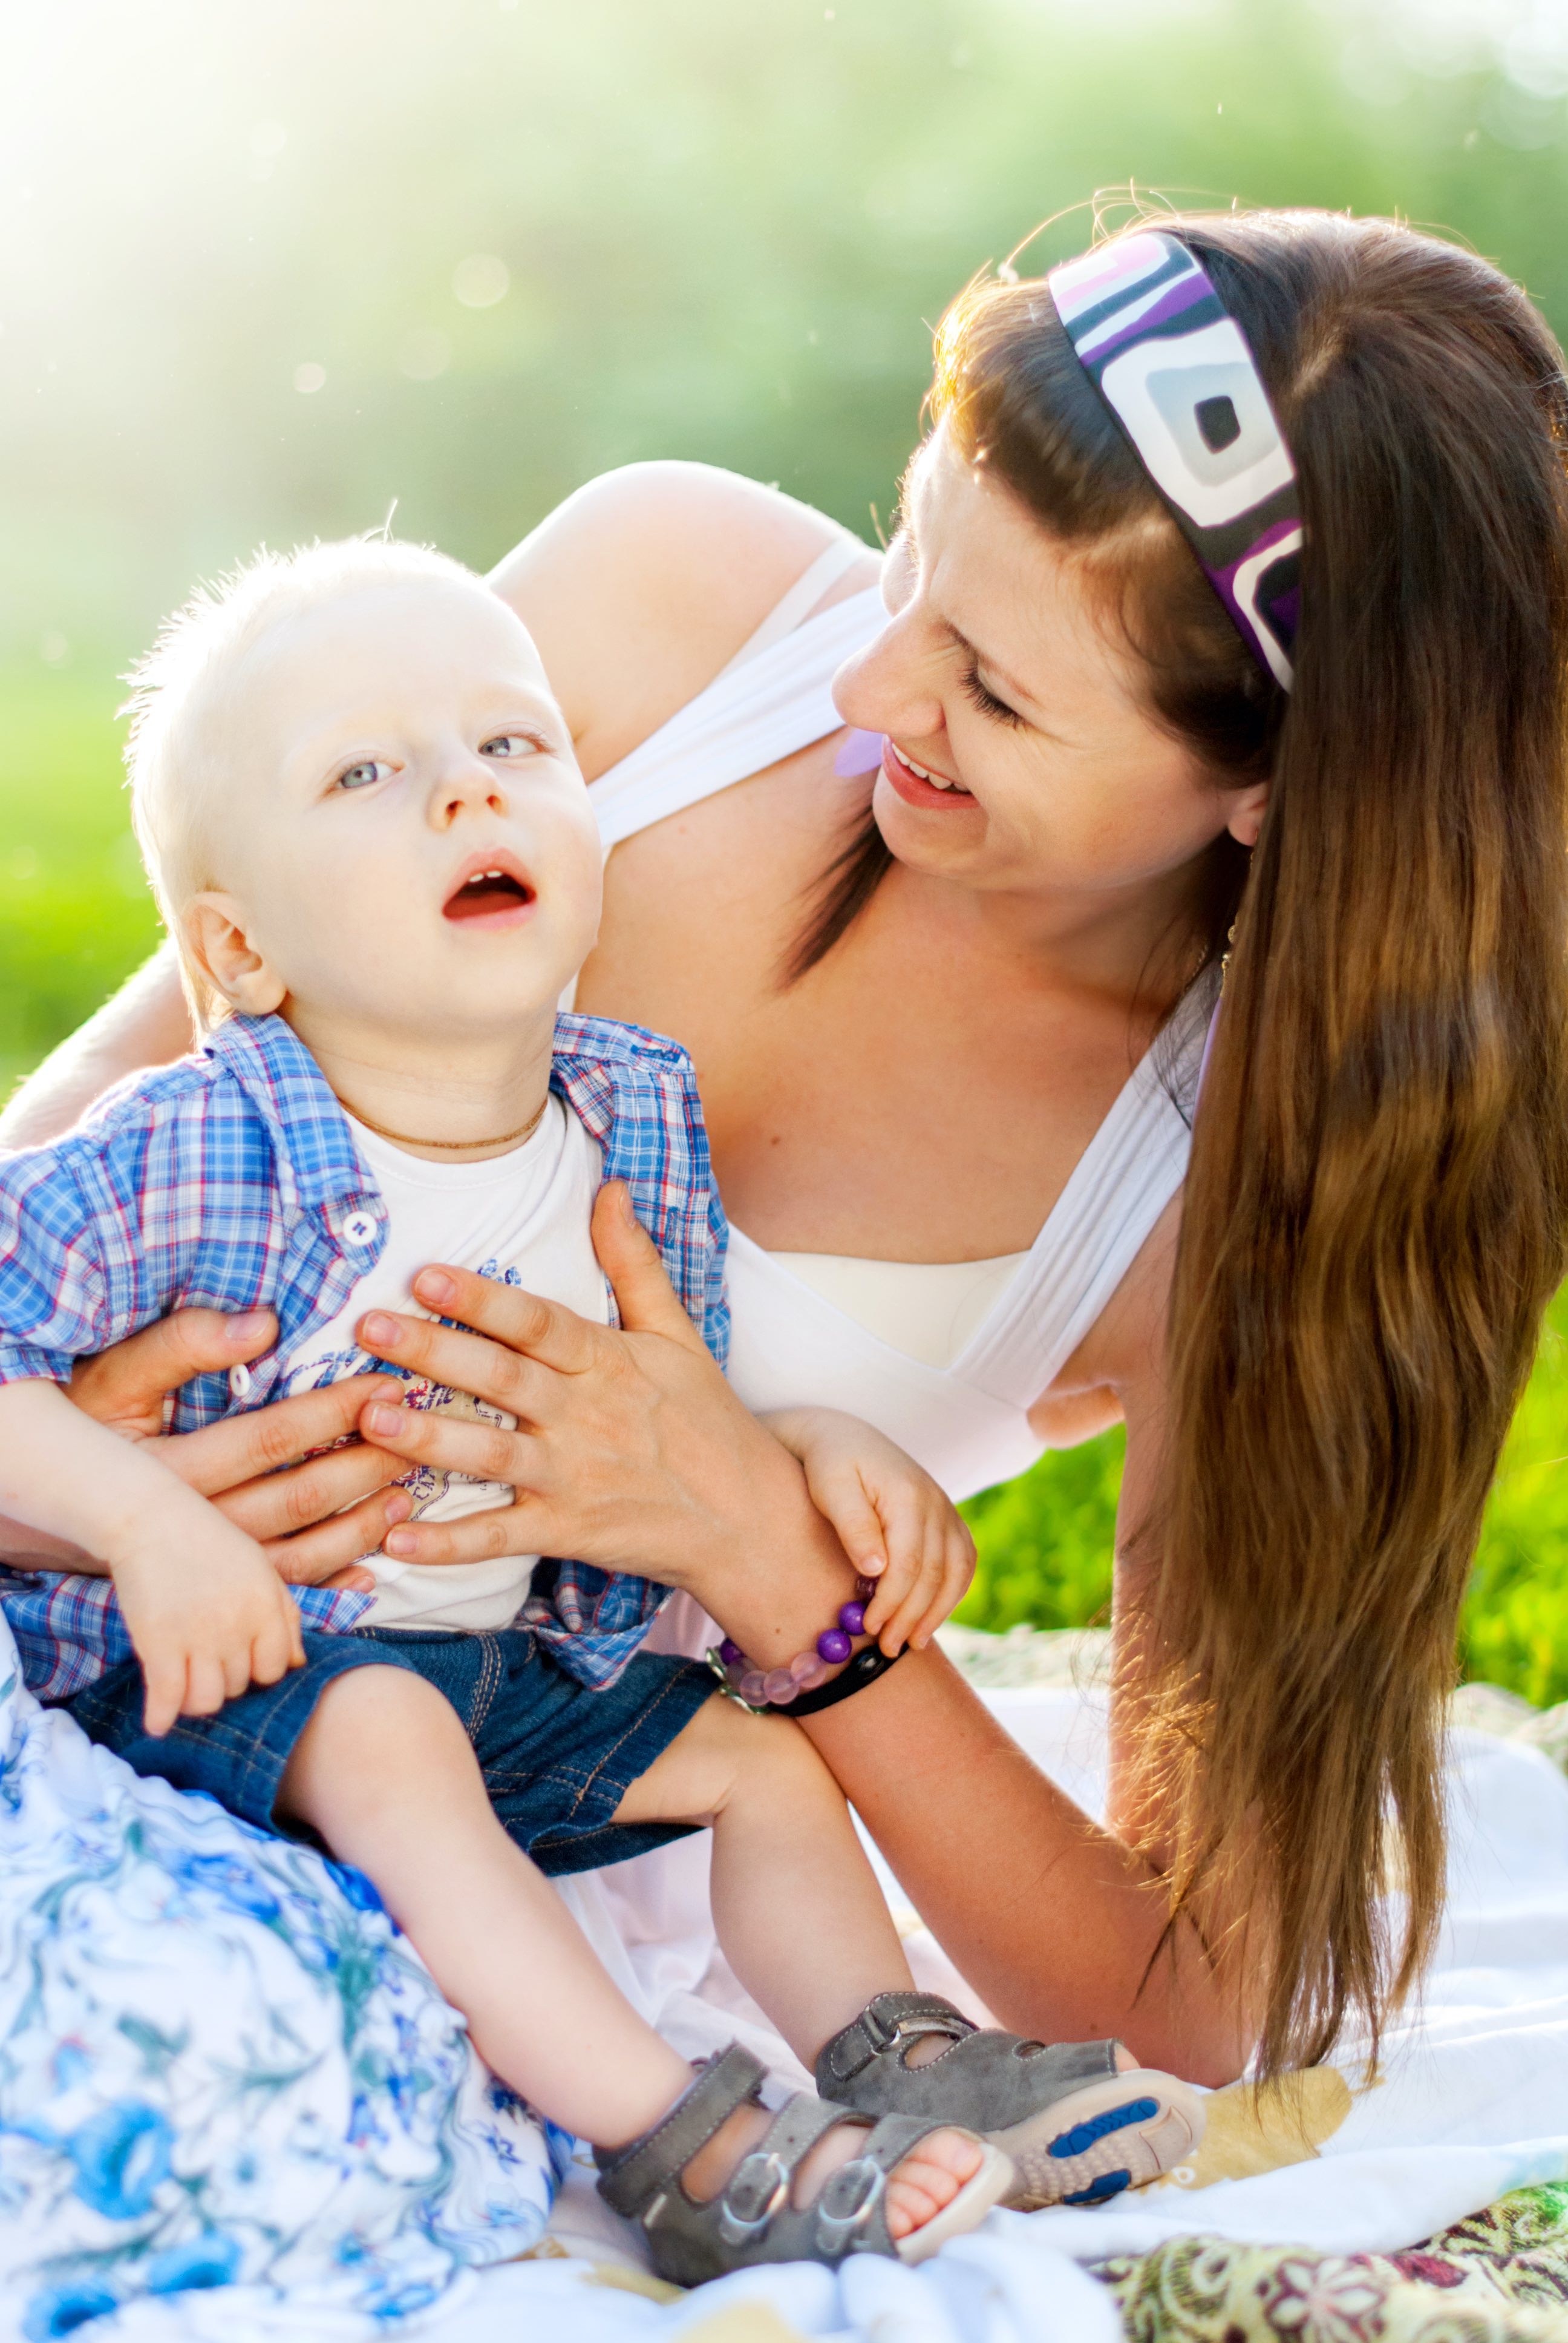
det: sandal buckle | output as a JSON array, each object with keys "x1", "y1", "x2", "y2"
[
  {"x1": 814, "y1": 2154, "x2": 886, "y2": 2253},
  {"x1": 717, "y1": 2149, "x2": 790, "y2": 2244}
]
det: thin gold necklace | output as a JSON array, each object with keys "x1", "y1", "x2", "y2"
[{"x1": 341, "y1": 1094, "x2": 549, "y2": 1153}]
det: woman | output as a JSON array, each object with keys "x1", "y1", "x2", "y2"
[{"x1": 10, "y1": 208, "x2": 1568, "y2": 2089}]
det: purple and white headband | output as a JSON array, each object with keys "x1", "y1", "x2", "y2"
[{"x1": 1047, "y1": 231, "x2": 1301, "y2": 691}]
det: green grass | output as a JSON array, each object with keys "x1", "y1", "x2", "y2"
[
  {"x1": 957, "y1": 1293, "x2": 1568, "y2": 1708},
  {"x1": 8, "y1": 663, "x2": 1568, "y2": 1705}
]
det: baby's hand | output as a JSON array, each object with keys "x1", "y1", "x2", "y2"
[
  {"x1": 112, "y1": 1504, "x2": 305, "y2": 1738},
  {"x1": 763, "y1": 1407, "x2": 975, "y2": 1656}
]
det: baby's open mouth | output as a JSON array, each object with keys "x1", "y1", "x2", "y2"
[{"x1": 443, "y1": 865, "x2": 536, "y2": 922}]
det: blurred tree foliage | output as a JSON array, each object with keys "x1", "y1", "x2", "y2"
[{"x1": 4, "y1": 0, "x2": 1568, "y2": 665}]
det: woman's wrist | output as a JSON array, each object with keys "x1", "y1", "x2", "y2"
[{"x1": 680, "y1": 1420, "x2": 861, "y2": 1663}]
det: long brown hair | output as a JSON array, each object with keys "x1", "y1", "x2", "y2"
[{"x1": 805, "y1": 211, "x2": 1568, "y2": 2073}]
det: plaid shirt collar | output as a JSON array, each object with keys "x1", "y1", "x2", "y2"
[{"x1": 201, "y1": 1014, "x2": 380, "y2": 1221}]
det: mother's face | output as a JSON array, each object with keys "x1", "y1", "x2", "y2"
[{"x1": 832, "y1": 424, "x2": 1267, "y2": 905}]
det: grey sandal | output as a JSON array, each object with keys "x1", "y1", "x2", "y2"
[
  {"x1": 595, "y1": 2042, "x2": 1015, "y2": 2286},
  {"x1": 815, "y1": 1992, "x2": 1206, "y2": 2210}
]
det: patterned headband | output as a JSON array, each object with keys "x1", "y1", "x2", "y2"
[{"x1": 1047, "y1": 231, "x2": 1301, "y2": 691}]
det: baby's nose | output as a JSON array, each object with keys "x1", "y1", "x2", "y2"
[{"x1": 430, "y1": 756, "x2": 506, "y2": 823}]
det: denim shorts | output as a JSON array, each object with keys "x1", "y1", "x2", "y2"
[{"x1": 66, "y1": 1625, "x2": 718, "y2": 1876}]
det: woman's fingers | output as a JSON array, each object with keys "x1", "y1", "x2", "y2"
[
  {"x1": 211, "y1": 1426, "x2": 405, "y2": 1535},
  {"x1": 159, "y1": 1374, "x2": 403, "y2": 1499},
  {"x1": 263, "y1": 1486, "x2": 411, "y2": 1583},
  {"x1": 354, "y1": 1302, "x2": 569, "y2": 1406},
  {"x1": 591, "y1": 1182, "x2": 711, "y2": 1348},
  {"x1": 402, "y1": 1267, "x2": 608, "y2": 1374},
  {"x1": 383, "y1": 1496, "x2": 550, "y2": 1568},
  {"x1": 69, "y1": 1306, "x2": 279, "y2": 1441},
  {"x1": 361, "y1": 1396, "x2": 545, "y2": 1491}
]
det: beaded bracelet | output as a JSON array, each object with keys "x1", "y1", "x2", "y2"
[{"x1": 710, "y1": 1576, "x2": 880, "y2": 1709}]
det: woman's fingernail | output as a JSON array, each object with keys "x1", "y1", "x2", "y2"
[
  {"x1": 414, "y1": 1270, "x2": 455, "y2": 1307},
  {"x1": 226, "y1": 1308, "x2": 272, "y2": 1340},
  {"x1": 367, "y1": 1404, "x2": 405, "y2": 1435},
  {"x1": 859, "y1": 1556, "x2": 884, "y2": 1575},
  {"x1": 383, "y1": 1489, "x2": 413, "y2": 1522},
  {"x1": 384, "y1": 1530, "x2": 415, "y2": 1558},
  {"x1": 361, "y1": 1312, "x2": 401, "y2": 1349}
]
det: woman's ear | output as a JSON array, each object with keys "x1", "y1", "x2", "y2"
[
  {"x1": 1226, "y1": 780, "x2": 1270, "y2": 850},
  {"x1": 183, "y1": 894, "x2": 286, "y2": 1017}
]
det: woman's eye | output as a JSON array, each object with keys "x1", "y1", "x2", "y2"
[
  {"x1": 335, "y1": 758, "x2": 393, "y2": 791},
  {"x1": 480, "y1": 733, "x2": 541, "y2": 760},
  {"x1": 958, "y1": 663, "x2": 1024, "y2": 729}
]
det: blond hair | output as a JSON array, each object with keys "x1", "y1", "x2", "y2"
[{"x1": 124, "y1": 535, "x2": 480, "y2": 1024}]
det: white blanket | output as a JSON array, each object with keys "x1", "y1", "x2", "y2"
[{"x1": 19, "y1": 1663, "x2": 1568, "y2": 2341}]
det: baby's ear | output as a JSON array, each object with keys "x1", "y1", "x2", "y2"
[{"x1": 184, "y1": 893, "x2": 286, "y2": 1017}]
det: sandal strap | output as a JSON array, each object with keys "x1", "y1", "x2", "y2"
[
  {"x1": 817, "y1": 1991, "x2": 977, "y2": 2088},
  {"x1": 595, "y1": 2043, "x2": 766, "y2": 2217},
  {"x1": 708, "y1": 2092, "x2": 849, "y2": 2245}
]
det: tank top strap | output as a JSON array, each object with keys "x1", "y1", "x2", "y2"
[
  {"x1": 952, "y1": 979, "x2": 1215, "y2": 1410},
  {"x1": 589, "y1": 577, "x2": 885, "y2": 853}
]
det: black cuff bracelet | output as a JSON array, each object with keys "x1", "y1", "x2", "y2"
[{"x1": 782, "y1": 1641, "x2": 904, "y2": 1718}]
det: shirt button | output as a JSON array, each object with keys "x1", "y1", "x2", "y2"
[
  {"x1": 339, "y1": 1209, "x2": 379, "y2": 1249},
  {"x1": 228, "y1": 1363, "x2": 254, "y2": 1400}
]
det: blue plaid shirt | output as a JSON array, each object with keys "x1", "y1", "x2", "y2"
[{"x1": 0, "y1": 1011, "x2": 728, "y2": 1701}]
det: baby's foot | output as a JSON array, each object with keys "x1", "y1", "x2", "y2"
[{"x1": 682, "y1": 2097, "x2": 984, "y2": 2242}]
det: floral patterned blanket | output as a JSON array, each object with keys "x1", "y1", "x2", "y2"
[{"x1": 1100, "y1": 2183, "x2": 1568, "y2": 2343}]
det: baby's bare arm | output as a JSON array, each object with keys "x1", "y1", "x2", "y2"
[
  {"x1": 762, "y1": 1406, "x2": 976, "y2": 1655},
  {"x1": 0, "y1": 1378, "x2": 304, "y2": 1734}
]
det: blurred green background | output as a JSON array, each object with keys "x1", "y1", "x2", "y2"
[{"x1": 7, "y1": 0, "x2": 1568, "y2": 1695}]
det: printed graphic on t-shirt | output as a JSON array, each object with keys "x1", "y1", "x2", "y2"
[{"x1": 279, "y1": 1256, "x2": 526, "y2": 1525}]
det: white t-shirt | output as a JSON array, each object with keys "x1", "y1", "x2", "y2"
[{"x1": 283, "y1": 1095, "x2": 608, "y2": 1631}]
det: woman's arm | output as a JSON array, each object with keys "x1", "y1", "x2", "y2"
[
  {"x1": 347, "y1": 1187, "x2": 1255, "y2": 2083},
  {"x1": 11, "y1": 1306, "x2": 411, "y2": 1588},
  {"x1": 0, "y1": 941, "x2": 193, "y2": 1149}
]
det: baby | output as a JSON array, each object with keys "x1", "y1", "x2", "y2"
[{"x1": 0, "y1": 541, "x2": 1201, "y2": 2281}]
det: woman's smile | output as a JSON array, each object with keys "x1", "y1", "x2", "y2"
[{"x1": 881, "y1": 736, "x2": 976, "y2": 810}]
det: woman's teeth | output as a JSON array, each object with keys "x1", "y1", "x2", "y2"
[{"x1": 897, "y1": 746, "x2": 961, "y2": 790}]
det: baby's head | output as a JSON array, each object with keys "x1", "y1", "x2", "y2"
[{"x1": 126, "y1": 537, "x2": 601, "y2": 1046}]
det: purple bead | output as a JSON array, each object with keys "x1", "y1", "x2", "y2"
[
  {"x1": 817, "y1": 1627, "x2": 853, "y2": 1665},
  {"x1": 739, "y1": 1671, "x2": 769, "y2": 1705},
  {"x1": 838, "y1": 1602, "x2": 866, "y2": 1637},
  {"x1": 854, "y1": 1575, "x2": 878, "y2": 1604},
  {"x1": 762, "y1": 1668, "x2": 797, "y2": 1704},
  {"x1": 719, "y1": 1639, "x2": 743, "y2": 1669},
  {"x1": 793, "y1": 1653, "x2": 829, "y2": 1690}
]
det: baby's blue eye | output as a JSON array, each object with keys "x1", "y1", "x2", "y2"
[
  {"x1": 480, "y1": 734, "x2": 540, "y2": 759},
  {"x1": 336, "y1": 758, "x2": 392, "y2": 791}
]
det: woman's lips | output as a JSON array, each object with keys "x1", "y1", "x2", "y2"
[{"x1": 879, "y1": 738, "x2": 976, "y2": 811}]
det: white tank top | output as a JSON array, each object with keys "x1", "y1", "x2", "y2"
[{"x1": 589, "y1": 539, "x2": 1207, "y2": 1502}]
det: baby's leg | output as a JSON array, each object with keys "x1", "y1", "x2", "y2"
[
  {"x1": 286, "y1": 1671, "x2": 981, "y2": 2246},
  {"x1": 614, "y1": 1691, "x2": 914, "y2": 2067},
  {"x1": 279, "y1": 1665, "x2": 694, "y2": 2148}
]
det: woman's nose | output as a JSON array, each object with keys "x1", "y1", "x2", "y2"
[
  {"x1": 426, "y1": 755, "x2": 506, "y2": 828},
  {"x1": 832, "y1": 613, "x2": 946, "y2": 745}
]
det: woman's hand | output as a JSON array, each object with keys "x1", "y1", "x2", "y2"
[
  {"x1": 351, "y1": 1182, "x2": 803, "y2": 1591},
  {"x1": 28, "y1": 1309, "x2": 414, "y2": 1590},
  {"x1": 761, "y1": 1406, "x2": 975, "y2": 1654}
]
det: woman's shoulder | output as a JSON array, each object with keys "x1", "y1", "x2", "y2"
[{"x1": 488, "y1": 462, "x2": 877, "y2": 778}]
